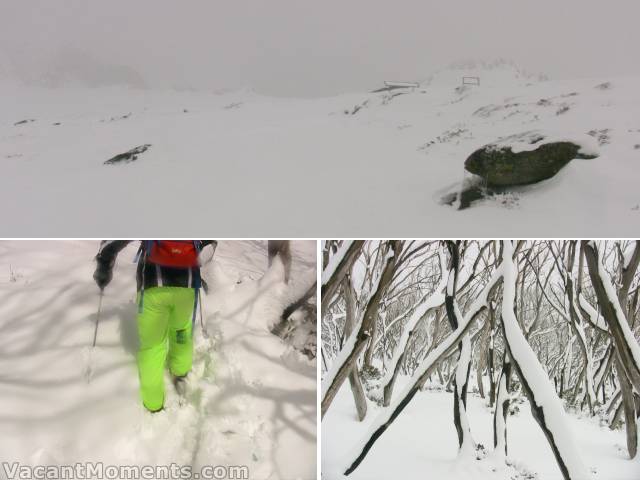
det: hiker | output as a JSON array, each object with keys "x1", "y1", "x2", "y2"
[{"x1": 93, "y1": 240, "x2": 217, "y2": 413}]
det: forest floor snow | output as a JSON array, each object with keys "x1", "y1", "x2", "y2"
[{"x1": 322, "y1": 381, "x2": 640, "y2": 480}]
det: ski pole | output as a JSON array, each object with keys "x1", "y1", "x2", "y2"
[
  {"x1": 85, "y1": 289, "x2": 104, "y2": 384},
  {"x1": 92, "y1": 289, "x2": 104, "y2": 347},
  {"x1": 199, "y1": 289, "x2": 209, "y2": 338}
]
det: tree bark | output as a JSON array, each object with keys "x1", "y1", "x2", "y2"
[
  {"x1": 493, "y1": 352, "x2": 512, "y2": 458},
  {"x1": 502, "y1": 241, "x2": 588, "y2": 480},
  {"x1": 444, "y1": 240, "x2": 475, "y2": 453},
  {"x1": 565, "y1": 242, "x2": 597, "y2": 412},
  {"x1": 344, "y1": 275, "x2": 367, "y2": 422},
  {"x1": 321, "y1": 241, "x2": 400, "y2": 417},
  {"x1": 615, "y1": 354, "x2": 638, "y2": 458},
  {"x1": 488, "y1": 302, "x2": 497, "y2": 407},
  {"x1": 582, "y1": 241, "x2": 640, "y2": 395},
  {"x1": 363, "y1": 313, "x2": 378, "y2": 369},
  {"x1": 321, "y1": 241, "x2": 365, "y2": 317}
]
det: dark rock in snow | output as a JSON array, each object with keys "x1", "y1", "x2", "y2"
[
  {"x1": 14, "y1": 119, "x2": 35, "y2": 126},
  {"x1": 441, "y1": 178, "x2": 517, "y2": 211},
  {"x1": 104, "y1": 144, "x2": 151, "y2": 165},
  {"x1": 441, "y1": 184, "x2": 487, "y2": 210},
  {"x1": 101, "y1": 113, "x2": 131, "y2": 123},
  {"x1": 464, "y1": 140, "x2": 597, "y2": 187}
]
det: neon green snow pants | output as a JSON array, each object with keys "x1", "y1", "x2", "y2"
[{"x1": 136, "y1": 287, "x2": 195, "y2": 411}]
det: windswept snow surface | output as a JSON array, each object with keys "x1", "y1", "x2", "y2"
[
  {"x1": 0, "y1": 240, "x2": 317, "y2": 480},
  {"x1": 2, "y1": 63, "x2": 640, "y2": 236},
  {"x1": 323, "y1": 380, "x2": 640, "y2": 480}
]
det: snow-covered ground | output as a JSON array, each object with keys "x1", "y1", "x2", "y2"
[
  {"x1": 322, "y1": 380, "x2": 640, "y2": 480},
  {"x1": 1, "y1": 62, "x2": 639, "y2": 237},
  {"x1": 0, "y1": 240, "x2": 317, "y2": 480}
]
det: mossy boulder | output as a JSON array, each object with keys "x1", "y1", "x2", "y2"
[{"x1": 464, "y1": 141, "x2": 596, "y2": 187}]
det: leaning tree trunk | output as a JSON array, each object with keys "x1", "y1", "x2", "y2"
[
  {"x1": 381, "y1": 250, "x2": 447, "y2": 406},
  {"x1": 476, "y1": 318, "x2": 490, "y2": 399},
  {"x1": 582, "y1": 241, "x2": 640, "y2": 395},
  {"x1": 321, "y1": 241, "x2": 365, "y2": 317},
  {"x1": 344, "y1": 275, "x2": 367, "y2": 422},
  {"x1": 493, "y1": 352, "x2": 512, "y2": 459},
  {"x1": 615, "y1": 353, "x2": 638, "y2": 458},
  {"x1": 565, "y1": 242, "x2": 597, "y2": 413},
  {"x1": 488, "y1": 301, "x2": 498, "y2": 407},
  {"x1": 588, "y1": 239, "x2": 640, "y2": 459},
  {"x1": 343, "y1": 259, "x2": 504, "y2": 476},
  {"x1": 453, "y1": 331, "x2": 474, "y2": 455},
  {"x1": 502, "y1": 241, "x2": 588, "y2": 480},
  {"x1": 363, "y1": 313, "x2": 378, "y2": 369},
  {"x1": 321, "y1": 241, "x2": 400, "y2": 418},
  {"x1": 444, "y1": 240, "x2": 475, "y2": 454},
  {"x1": 477, "y1": 357, "x2": 485, "y2": 399}
]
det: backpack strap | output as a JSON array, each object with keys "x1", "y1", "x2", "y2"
[
  {"x1": 136, "y1": 240, "x2": 203, "y2": 323},
  {"x1": 191, "y1": 240, "x2": 203, "y2": 327},
  {"x1": 137, "y1": 241, "x2": 154, "y2": 313}
]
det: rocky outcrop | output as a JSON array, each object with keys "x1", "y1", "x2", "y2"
[
  {"x1": 465, "y1": 140, "x2": 597, "y2": 187},
  {"x1": 104, "y1": 144, "x2": 151, "y2": 165}
]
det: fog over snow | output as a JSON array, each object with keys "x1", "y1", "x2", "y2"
[
  {"x1": 2, "y1": 1, "x2": 640, "y2": 237},
  {"x1": 1, "y1": 0, "x2": 640, "y2": 96}
]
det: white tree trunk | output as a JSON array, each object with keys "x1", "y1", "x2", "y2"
[{"x1": 502, "y1": 241, "x2": 588, "y2": 480}]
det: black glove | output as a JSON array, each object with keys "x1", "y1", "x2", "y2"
[{"x1": 93, "y1": 263, "x2": 113, "y2": 290}]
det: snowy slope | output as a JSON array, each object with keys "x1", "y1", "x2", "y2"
[
  {"x1": 0, "y1": 240, "x2": 317, "y2": 480},
  {"x1": 2, "y1": 63, "x2": 639, "y2": 237},
  {"x1": 322, "y1": 380, "x2": 640, "y2": 480}
]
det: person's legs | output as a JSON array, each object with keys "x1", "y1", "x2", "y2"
[
  {"x1": 137, "y1": 288, "x2": 170, "y2": 411},
  {"x1": 167, "y1": 287, "x2": 195, "y2": 378}
]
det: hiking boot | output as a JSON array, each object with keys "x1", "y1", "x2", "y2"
[{"x1": 173, "y1": 374, "x2": 188, "y2": 397}]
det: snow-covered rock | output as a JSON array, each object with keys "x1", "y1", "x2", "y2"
[{"x1": 464, "y1": 131, "x2": 598, "y2": 187}]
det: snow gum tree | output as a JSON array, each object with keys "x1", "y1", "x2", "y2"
[{"x1": 321, "y1": 240, "x2": 640, "y2": 478}]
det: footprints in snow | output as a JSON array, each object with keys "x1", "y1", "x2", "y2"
[{"x1": 112, "y1": 325, "x2": 273, "y2": 476}]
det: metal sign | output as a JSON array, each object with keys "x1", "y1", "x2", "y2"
[
  {"x1": 384, "y1": 81, "x2": 420, "y2": 89},
  {"x1": 462, "y1": 76, "x2": 480, "y2": 86}
]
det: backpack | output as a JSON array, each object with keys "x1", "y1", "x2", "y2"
[
  {"x1": 143, "y1": 240, "x2": 201, "y2": 268},
  {"x1": 136, "y1": 240, "x2": 204, "y2": 327}
]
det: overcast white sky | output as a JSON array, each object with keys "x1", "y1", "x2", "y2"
[{"x1": 1, "y1": 0, "x2": 639, "y2": 96}]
